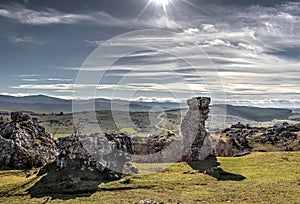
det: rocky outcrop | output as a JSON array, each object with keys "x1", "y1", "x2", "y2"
[
  {"x1": 55, "y1": 132, "x2": 135, "y2": 177},
  {"x1": 29, "y1": 132, "x2": 137, "y2": 197},
  {"x1": 214, "y1": 138, "x2": 251, "y2": 157},
  {"x1": 218, "y1": 122, "x2": 300, "y2": 154},
  {"x1": 0, "y1": 112, "x2": 137, "y2": 196},
  {"x1": 131, "y1": 97, "x2": 215, "y2": 165},
  {"x1": 0, "y1": 112, "x2": 57, "y2": 169},
  {"x1": 181, "y1": 97, "x2": 214, "y2": 162},
  {"x1": 255, "y1": 124, "x2": 299, "y2": 151},
  {"x1": 132, "y1": 135, "x2": 180, "y2": 163}
]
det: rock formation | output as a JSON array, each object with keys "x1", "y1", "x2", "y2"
[
  {"x1": 132, "y1": 135, "x2": 179, "y2": 163},
  {"x1": 29, "y1": 132, "x2": 137, "y2": 197},
  {"x1": 131, "y1": 97, "x2": 217, "y2": 165},
  {"x1": 181, "y1": 97, "x2": 214, "y2": 161},
  {"x1": 217, "y1": 122, "x2": 300, "y2": 155},
  {"x1": 55, "y1": 132, "x2": 135, "y2": 177},
  {"x1": 0, "y1": 112, "x2": 136, "y2": 196},
  {"x1": 0, "y1": 112, "x2": 57, "y2": 169}
]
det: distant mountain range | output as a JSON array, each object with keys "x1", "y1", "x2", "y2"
[
  {"x1": 212, "y1": 104, "x2": 292, "y2": 122},
  {"x1": 0, "y1": 95, "x2": 182, "y2": 113},
  {"x1": 0, "y1": 95, "x2": 294, "y2": 122}
]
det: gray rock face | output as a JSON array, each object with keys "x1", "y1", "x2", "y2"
[
  {"x1": 29, "y1": 132, "x2": 136, "y2": 197},
  {"x1": 0, "y1": 112, "x2": 57, "y2": 169},
  {"x1": 132, "y1": 135, "x2": 179, "y2": 163},
  {"x1": 181, "y1": 97, "x2": 214, "y2": 162},
  {"x1": 219, "y1": 122, "x2": 300, "y2": 154},
  {"x1": 0, "y1": 112, "x2": 137, "y2": 196},
  {"x1": 55, "y1": 132, "x2": 135, "y2": 178},
  {"x1": 130, "y1": 97, "x2": 215, "y2": 164}
]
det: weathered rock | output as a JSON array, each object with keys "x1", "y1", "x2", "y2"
[
  {"x1": 126, "y1": 97, "x2": 216, "y2": 164},
  {"x1": 220, "y1": 122, "x2": 300, "y2": 154},
  {"x1": 0, "y1": 112, "x2": 57, "y2": 169},
  {"x1": 214, "y1": 138, "x2": 251, "y2": 157},
  {"x1": 139, "y1": 199, "x2": 162, "y2": 204},
  {"x1": 131, "y1": 97, "x2": 216, "y2": 164},
  {"x1": 120, "y1": 178, "x2": 131, "y2": 184},
  {"x1": 181, "y1": 97, "x2": 214, "y2": 162},
  {"x1": 29, "y1": 132, "x2": 137, "y2": 197},
  {"x1": 132, "y1": 135, "x2": 179, "y2": 163},
  {"x1": 11, "y1": 112, "x2": 30, "y2": 122},
  {"x1": 231, "y1": 122, "x2": 246, "y2": 129},
  {"x1": 55, "y1": 133, "x2": 134, "y2": 177},
  {"x1": 279, "y1": 131, "x2": 296, "y2": 139}
]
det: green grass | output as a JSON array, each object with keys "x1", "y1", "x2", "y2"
[
  {"x1": 52, "y1": 133, "x2": 72, "y2": 140},
  {"x1": 0, "y1": 152, "x2": 299, "y2": 203},
  {"x1": 119, "y1": 128, "x2": 137, "y2": 135}
]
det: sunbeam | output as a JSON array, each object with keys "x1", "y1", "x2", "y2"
[
  {"x1": 151, "y1": 0, "x2": 170, "y2": 12},
  {"x1": 135, "y1": 0, "x2": 153, "y2": 21}
]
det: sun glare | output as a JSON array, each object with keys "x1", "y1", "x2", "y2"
[
  {"x1": 151, "y1": 0, "x2": 170, "y2": 9},
  {"x1": 136, "y1": 0, "x2": 171, "y2": 21}
]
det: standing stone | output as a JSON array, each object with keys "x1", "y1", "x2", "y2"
[{"x1": 181, "y1": 97, "x2": 215, "y2": 162}]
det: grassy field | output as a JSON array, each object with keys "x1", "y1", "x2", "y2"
[
  {"x1": 10, "y1": 111, "x2": 181, "y2": 138},
  {"x1": 0, "y1": 152, "x2": 299, "y2": 204}
]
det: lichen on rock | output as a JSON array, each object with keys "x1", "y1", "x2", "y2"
[{"x1": 0, "y1": 112, "x2": 57, "y2": 169}]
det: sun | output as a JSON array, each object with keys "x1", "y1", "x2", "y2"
[
  {"x1": 151, "y1": 0, "x2": 170, "y2": 10},
  {"x1": 136, "y1": 0, "x2": 171, "y2": 20}
]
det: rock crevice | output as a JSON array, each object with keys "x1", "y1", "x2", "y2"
[{"x1": 181, "y1": 97, "x2": 214, "y2": 162}]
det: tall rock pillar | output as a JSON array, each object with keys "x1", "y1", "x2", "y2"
[{"x1": 181, "y1": 97, "x2": 214, "y2": 162}]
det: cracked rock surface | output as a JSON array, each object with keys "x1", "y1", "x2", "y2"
[{"x1": 0, "y1": 112, "x2": 57, "y2": 169}]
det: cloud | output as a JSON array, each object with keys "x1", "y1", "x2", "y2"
[
  {"x1": 8, "y1": 35, "x2": 44, "y2": 45},
  {"x1": 134, "y1": 16, "x2": 183, "y2": 29},
  {"x1": 277, "y1": 12, "x2": 294, "y2": 20},
  {"x1": 202, "y1": 24, "x2": 218, "y2": 33},
  {"x1": 47, "y1": 78, "x2": 73, "y2": 82},
  {"x1": 12, "y1": 74, "x2": 41, "y2": 78},
  {"x1": 238, "y1": 43, "x2": 263, "y2": 53},
  {"x1": 9, "y1": 36, "x2": 33, "y2": 44},
  {"x1": 202, "y1": 39, "x2": 232, "y2": 47},
  {"x1": 3, "y1": 1, "x2": 300, "y2": 106},
  {"x1": 22, "y1": 78, "x2": 43, "y2": 82},
  {"x1": 0, "y1": 6, "x2": 95, "y2": 25},
  {"x1": 0, "y1": 3, "x2": 184, "y2": 30},
  {"x1": 10, "y1": 82, "x2": 207, "y2": 92},
  {"x1": 84, "y1": 40, "x2": 104, "y2": 47},
  {"x1": 0, "y1": 92, "x2": 34, "y2": 97},
  {"x1": 10, "y1": 84, "x2": 77, "y2": 90},
  {"x1": 184, "y1": 28, "x2": 200, "y2": 34}
]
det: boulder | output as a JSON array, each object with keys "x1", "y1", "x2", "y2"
[
  {"x1": 29, "y1": 132, "x2": 137, "y2": 197},
  {"x1": 279, "y1": 131, "x2": 296, "y2": 139},
  {"x1": 0, "y1": 112, "x2": 57, "y2": 169},
  {"x1": 10, "y1": 112, "x2": 30, "y2": 122},
  {"x1": 231, "y1": 122, "x2": 246, "y2": 129}
]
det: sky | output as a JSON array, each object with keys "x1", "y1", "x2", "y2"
[{"x1": 0, "y1": 0, "x2": 300, "y2": 108}]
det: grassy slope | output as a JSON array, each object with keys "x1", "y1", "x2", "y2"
[
  {"x1": 0, "y1": 152, "x2": 299, "y2": 204},
  {"x1": 24, "y1": 111, "x2": 180, "y2": 138}
]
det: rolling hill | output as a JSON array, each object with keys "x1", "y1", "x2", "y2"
[
  {"x1": 0, "y1": 95, "x2": 294, "y2": 122},
  {"x1": 212, "y1": 104, "x2": 292, "y2": 122}
]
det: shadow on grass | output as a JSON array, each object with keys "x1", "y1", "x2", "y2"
[
  {"x1": 0, "y1": 176, "x2": 40, "y2": 197},
  {"x1": 187, "y1": 155, "x2": 246, "y2": 181},
  {"x1": 27, "y1": 165, "x2": 112, "y2": 200}
]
